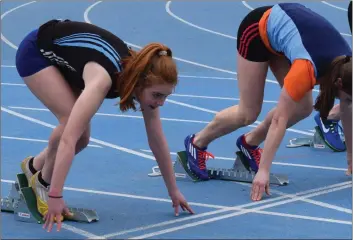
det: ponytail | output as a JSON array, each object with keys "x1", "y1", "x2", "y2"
[
  {"x1": 314, "y1": 55, "x2": 351, "y2": 119},
  {"x1": 116, "y1": 43, "x2": 175, "y2": 112}
]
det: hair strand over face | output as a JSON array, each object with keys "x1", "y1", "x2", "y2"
[{"x1": 314, "y1": 55, "x2": 352, "y2": 119}]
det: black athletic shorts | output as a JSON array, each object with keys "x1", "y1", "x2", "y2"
[{"x1": 237, "y1": 6, "x2": 273, "y2": 62}]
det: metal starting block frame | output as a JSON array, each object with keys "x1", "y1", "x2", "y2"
[
  {"x1": 1, "y1": 173, "x2": 99, "y2": 224},
  {"x1": 149, "y1": 151, "x2": 289, "y2": 186},
  {"x1": 286, "y1": 126, "x2": 346, "y2": 152}
]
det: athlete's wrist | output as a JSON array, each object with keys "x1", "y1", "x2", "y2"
[
  {"x1": 49, "y1": 187, "x2": 63, "y2": 197},
  {"x1": 167, "y1": 181, "x2": 178, "y2": 196},
  {"x1": 168, "y1": 187, "x2": 180, "y2": 198},
  {"x1": 347, "y1": 152, "x2": 352, "y2": 164}
]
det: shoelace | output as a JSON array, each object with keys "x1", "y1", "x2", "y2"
[
  {"x1": 331, "y1": 123, "x2": 345, "y2": 142},
  {"x1": 327, "y1": 121, "x2": 339, "y2": 134},
  {"x1": 248, "y1": 148, "x2": 262, "y2": 166},
  {"x1": 337, "y1": 124, "x2": 345, "y2": 141},
  {"x1": 198, "y1": 150, "x2": 214, "y2": 170}
]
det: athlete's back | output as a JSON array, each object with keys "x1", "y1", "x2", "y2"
[
  {"x1": 267, "y1": 3, "x2": 351, "y2": 78},
  {"x1": 36, "y1": 20, "x2": 130, "y2": 98}
]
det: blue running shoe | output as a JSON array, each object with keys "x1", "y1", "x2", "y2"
[
  {"x1": 236, "y1": 134, "x2": 262, "y2": 173},
  {"x1": 184, "y1": 134, "x2": 214, "y2": 180},
  {"x1": 314, "y1": 113, "x2": 346, "y2": 152}
]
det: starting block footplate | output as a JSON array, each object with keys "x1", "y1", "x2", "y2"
[
  {"x1": 1, "y1": 173, "x2": 99, "y2": 224},
  {"x1": 287, "y1": 126, "x2": 346, "y2": 152},
  {"x1": 148, "y1": 151, "x2": 289, "y2": 186}
]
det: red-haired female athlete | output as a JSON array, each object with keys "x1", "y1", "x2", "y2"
[{"x1": 16, "y1": 19, "x2": 194, "y2": 232}]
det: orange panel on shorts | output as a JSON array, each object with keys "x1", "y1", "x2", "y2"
[{"x1": 258, "y1": 9, "x2": 281, "y2": 56}]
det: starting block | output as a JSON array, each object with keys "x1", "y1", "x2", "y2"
[
  {"x1": 1, "y1": 173, "x2": 99, "y2": 224},
  {"x1": 286, "y1": 126, "x2": 346, "y2": 152},
  {"x1": 149, "y1": 151, "x2": 289, "y2": 186}
]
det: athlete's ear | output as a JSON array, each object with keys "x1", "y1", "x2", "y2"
[{"x1": 334, "y1": 78, "x2": 343, "y2": 90}]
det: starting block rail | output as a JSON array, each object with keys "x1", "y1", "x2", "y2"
[
  {"x1": 1, "y1": 173, "x2": 99, "y2": 224},
  {"x1": 149, "y1": 151, "x2": 289, "y2": 186}
]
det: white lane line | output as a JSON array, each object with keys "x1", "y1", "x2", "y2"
[
  {"x1": 1, "y1": 135, "x2": 103, "y2": 148},
  {"x1": 1, "y1": 1, "x2": 36, "y2": 50},
  {"x1": 140, "y1": 149, "x2": 347, "y2": 172},
  {"x1": 101, "y1": 181, "x2": 351, "y2": 238},
  {"x1": 1, "y1": 106, "x2": 156, "y2": 160},
  {"x1": 166, "y1": 1, "x2": 236, "y2": 40},
  {"x1": 321, "y1": 1, "x2": 348, "y2": 11},
  {"x1": 127, "y1": 184, "x2": 352, "y2": 239}
]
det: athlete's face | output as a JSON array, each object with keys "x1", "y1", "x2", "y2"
[{"x1": 139, "y1": 84, "x2": 174, "y2": 110}]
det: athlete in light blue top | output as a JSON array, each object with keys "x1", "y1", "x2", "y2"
[{"x1": 183, "y1": 3, "x2": 352, "y2": 201}]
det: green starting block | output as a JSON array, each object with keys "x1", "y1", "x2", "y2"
[
  {"x1": 149, "y1": 151, "x2": 289, "y2": 186},
  {"x1": 286, "y1": 126, "x2": 346, "y2": 152},
  {"x1": 1, "y1": 173, "x2": 99, "y2": 224}
]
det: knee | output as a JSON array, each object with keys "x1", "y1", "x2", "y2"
[
  {"x1": 214, "y1": 106, "x2": 260, "y2": 126},
  {"x1": 240, "y1": 107, "x2": 261, "y2": 126},
  {"x1": 48, "y1": 117, "x2": 70, "y2": 148},
  {"x1": 77, "y1": 129, "x2": 90, "y2": 150},
  {"x1": 243, "y1": 113, "x2": 260, "y2": 125},
  {"x1": 48, "y1": 124, "x2": 66, "y2": 149}
]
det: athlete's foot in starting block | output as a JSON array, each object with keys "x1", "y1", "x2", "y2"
[
  {"x1": 167, "y1": 151, "x2": 289, "y2": 185},
  {"x1": 1, "y1": 173, "x2": 99, "y2": 224},
  {"x1": 21, "y1": 156, "x2": 36, "y2": 186},
  {"x1": 314, "y1": 113, "x2": 346, "y2": 152},
  {"x1": 184, "y1": 134, "x2": 214, "y2": 180},
  {"x1": 236, "y1": 134, "x2": 262, "y2": 173},
  {"x1": 30, "y1": 171, "x2": 64, "y2": 222}
]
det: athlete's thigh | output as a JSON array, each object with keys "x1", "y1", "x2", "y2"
[
  {"x1": 236, "y1": 6, "x2": 272, "y2": 111},
  {"x1": 269, "y1": 55, "x2": 291, "y2": 88},
  {"x1": 23, "y1": 66, "x2": 78, "y2": 122},
  {"x1": 237, "y1": 53, "x2": 269, "y2": 111}
]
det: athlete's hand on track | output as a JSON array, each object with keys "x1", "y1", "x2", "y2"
[
  {"x1": 169, "y1": 189, "x2": 195, "y2": 216},
  {"x1": 251, "y1": 169, "x2": 271, "y2": 201},
  {"x1": 43, "y1": 197, "x2": 73, "y2": 232}
]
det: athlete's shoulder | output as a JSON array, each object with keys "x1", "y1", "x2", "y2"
[{"x1": 276, "y1": 2, "x2": 309, "y2": 10}]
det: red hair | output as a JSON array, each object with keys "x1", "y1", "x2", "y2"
[{"x1": 116, "y1": 43, "x2": 178, "y2": 112}]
